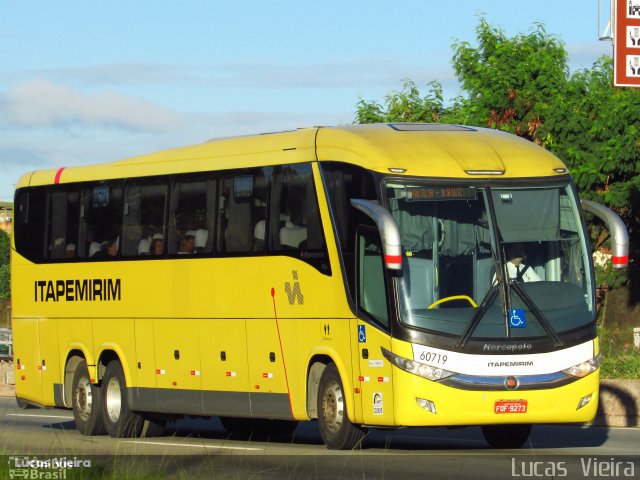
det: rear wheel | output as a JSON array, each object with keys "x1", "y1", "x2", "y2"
[
  {"x1": 102, "y1": 361, "x2": 144, "y2": 438},
  {"x1": 71, "y1": 360, "x2": 105, "y2": 435},
  {"x1": 317, "y1": 363, "x2": 366, "y2": 449},
  {"x1": 481, "y1": 424, "x2": 532, "y2": 448}
]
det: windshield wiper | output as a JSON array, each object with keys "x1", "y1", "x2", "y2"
[
  {"x1": 510, "y1": 282, "x2": 564, "y2": 348},
  {"x1": 454, "y1": 286, "x2": 499, "y2": 349},
  {"x1": 454, "y1": 187, "x2": 510, "y2": 349}
]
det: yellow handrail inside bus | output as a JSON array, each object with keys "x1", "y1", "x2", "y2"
[{"x1": 428, "y1": 295, "x2": 478, "y2": 309}]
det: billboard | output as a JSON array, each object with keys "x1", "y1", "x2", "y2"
[{"x1": 614, "y1": 0, "x2": 640, "y2": 86}]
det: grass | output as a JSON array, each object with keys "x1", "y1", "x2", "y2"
[{"x1": 598, "y1": 286, "x2": 640, "y2": 380}]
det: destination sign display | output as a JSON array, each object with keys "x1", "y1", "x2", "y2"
[{"x1": 406, "y1": 186, "x2": 477, "y2": 201}]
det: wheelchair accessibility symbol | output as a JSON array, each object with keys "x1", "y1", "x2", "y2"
[
  {"x1": 358, "y1": 325, "x2": 367, "y2": 343},
  {"x1": 509, "y1": 309, "x2": 526, "y2": 328}
]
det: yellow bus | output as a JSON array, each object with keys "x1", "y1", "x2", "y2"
[{"x1": 11, "y1": 124, "x2": 629, "y2": 449}]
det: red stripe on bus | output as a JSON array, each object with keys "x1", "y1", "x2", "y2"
[
  {"x1": 271, "y1": 287, "x2": 294, "y2": 418},
  {"x1": 385, "y1": 255, "x2": 402, "y2": 265},
  {"x1": 612, "y1": 256, "x2": 628, "y2": 265},
  {"x1": 54, "y1": 167, "x2": 66, "y2": 184}
]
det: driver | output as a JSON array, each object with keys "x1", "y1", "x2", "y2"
[{"x1": 504, "y1": 243, "x2": 540, "y2": 282}]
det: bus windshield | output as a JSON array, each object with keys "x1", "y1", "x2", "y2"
[{"x1": 384, "y1": 181, "x2": 594, "y2": 341}]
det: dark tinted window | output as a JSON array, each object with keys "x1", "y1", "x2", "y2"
[
  {"x1": 270, "y1": 164, "x2": 330, "y2": 274},
  {"x1": 321, "y1": 162, "x2": 377, "y2": 291},
  {"x1": 218, "y1": 168, "x2": 269, "y2": 254},
  {"x1": 169, "y1": 173, "x2": 217, "y2": 255},
  {"x1": 123, "y1": 179, "x2": 168, "y2": 257},
  {"x1": 46, "y1": 187, "x2": 80, "y2": 259},
  {"x1": 80, "y1": 182, "x2": 123, "y2": 259},
  {"x1": 14, "y1": 187, "x2": 46, "y2": 262}
]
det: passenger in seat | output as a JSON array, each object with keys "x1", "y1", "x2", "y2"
[
  {"x1": 150, "y1": 238, "x2": 164, "y2": 256},
  {"x1": 178, "y1": 231, "x2": 196, "y2": 254}
]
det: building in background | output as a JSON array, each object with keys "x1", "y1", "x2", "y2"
[{"x1": 0, "y1": 203, "x2": 12, "y2": 235}]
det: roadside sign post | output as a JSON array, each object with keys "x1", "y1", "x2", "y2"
[{"x1": 614, "y1": 0, "x2": 640, "y2": 86}]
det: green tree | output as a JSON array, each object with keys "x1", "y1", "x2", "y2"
[
  {"x1": 0, "y1": 230, "x2": 9, "y2": 300},
  {"x1": 355, "y1": 19, "x2": 640, "y2": 269},
  {"x1": 356, "y1": 79, "x2": 463, "y2": 124},
  {"x1": 451, "y1": 19, "x2": 568, "y2": 146},
  {"x1": 544, "y1": 57, "x2": 640, "y2": 224}
]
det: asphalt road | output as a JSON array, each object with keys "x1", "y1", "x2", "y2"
[{"x1": 1, "y1": 397, "x2": 639, "y2": 479}]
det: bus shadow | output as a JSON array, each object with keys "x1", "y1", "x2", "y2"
[
  {"x1": 50, "y1": 416, "x2": 610, "y2": 450},
  {"x1": 44, "y1": 420, "x2": 77, "y2": 431},
  {"x1": 597, "y1": 383, "x2": 639, "y2": 428},
  {"x1": 165, "y1": 418, "x2": 610, "y2": 450}
]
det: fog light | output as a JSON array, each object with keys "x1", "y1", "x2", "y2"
[
  {"x1": 576, "y1": 394, "x2": 593, "y2": 410},
  {"x1": 416, "y1": 398, "x2": 437, "y2": 414}
]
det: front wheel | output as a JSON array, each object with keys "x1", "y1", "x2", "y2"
[
  {"x1": 102, "y1": 361, "x2": 144, "y2": 438},
  {"x1": 317, "y1": 363, "x2": 366, "y2": 449},
  {"x1": 481, "y1": 424, "x2": 532, "y2": 448},
  {"x1": 71, "y1": 360, "x2": 105, "y2": 436}
]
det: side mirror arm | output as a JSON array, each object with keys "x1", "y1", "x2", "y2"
[
  {"x1": 350, "y1": 199, "x2": 403, "y2": 270},
  {"x1": 581, "y1": 200, "x2": 629, "y2": 269}
]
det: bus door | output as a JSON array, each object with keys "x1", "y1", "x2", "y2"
[{"x1": 355, "y1": 226, "x2": 395, "y2": 425}]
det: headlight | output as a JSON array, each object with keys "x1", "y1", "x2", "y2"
[
  {"x1": 381, "y1": 347, "x2": 455, "y2": 381},
  {"x1": 562, "y1": 354, "x2": 600, "y2": 378}
]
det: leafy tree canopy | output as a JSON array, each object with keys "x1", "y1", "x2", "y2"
[{"x1": 355, "y1": 19, "x2": 640, "y2": 261}]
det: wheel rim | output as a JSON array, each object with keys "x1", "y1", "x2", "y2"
[
  {"x1": 105, "y1": 376, "x2": 122, "y2": 423},
  {"x1": 74, "y1": 376, "x2": 93, "y2": 422},
  {"x1": 321, "y1": 379, "x2": 344, "y2": 433}
]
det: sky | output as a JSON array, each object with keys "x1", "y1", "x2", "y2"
[{"x1": 0, "y1": 1, "x2": 615, "y2": 202}]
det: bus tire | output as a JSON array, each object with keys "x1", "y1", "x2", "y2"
[
  {"x1": 317, "y1": 363, "x2": 365, "y2": 449},
  {"x1": 71, "y1": 360, "x2": 105, "y2": 436},
  {"x1": 481, "y1": 424, "x2": 532, "y2": 448},
  {"x1": 102, "y1": 360, "x2": 144, "y2": 438}
]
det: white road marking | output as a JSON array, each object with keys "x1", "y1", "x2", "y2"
[
  {"x1": 122, "y1": 440, "x2": 264, "y2": 451},
  {"x1": 6, "y1": 413, "x2": 74, "y2": 420}
]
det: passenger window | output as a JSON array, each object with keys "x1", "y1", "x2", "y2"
[
  {"x1": 122, "y1": 179, "x2": 168, "y2": 257},
  {"x1": 357, "y1": 227, "x2": 389, "y2": 328},
  {"x1": 46, "y1": 187, "x2": 80, "y2": 260},
  {"x1": 80, "y1": 182, "x2": 123, "y2": 259},
  {"x1": 270, "y1": 163, "x2": 330, "y2": 273},
  {"x1": 169, "y1": 174, "x2": 216, "y2": 255},
  {"x1": 14, "y1": 187, "x2": 46, "y2": 262},
  {"x1": 217, "y1": 168, "x2": 269, "y2": 254}
]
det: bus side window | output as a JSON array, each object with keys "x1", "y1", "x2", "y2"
[
  {"x1": 270, "y1": 164, "x2": 324, "y2": 251},
  {"x1": 217, "y1": 168, "x2": 269, "y2": 254},
  {"x1": 270, "y1": 163, "x2": 330, "y2": 273},
  {"x1": 46, "y1": 188, "x2": 80, "y2": 260},
  {"x1": 169, "y1": 173, "x2": 216, "y2": 255},
  {"x1": 79, "y1": 182, "x2": 123, "y2": 259},
  {"x1": 357, "y1": 227, "x2": 389, "y2": 328},
  {"x1": 320, "y1": 162, "x2": 377, "y2": 291},
  {"x1": 14, "y1": 187, "x2": 46, "y2": 263},
  {"x1": 122, "y1": 180, "x2": 168, "y2": 257}
]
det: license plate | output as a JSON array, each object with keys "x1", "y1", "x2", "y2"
[{"x1": 494, "y1": 400, "x2": 528, "y2": 414}]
